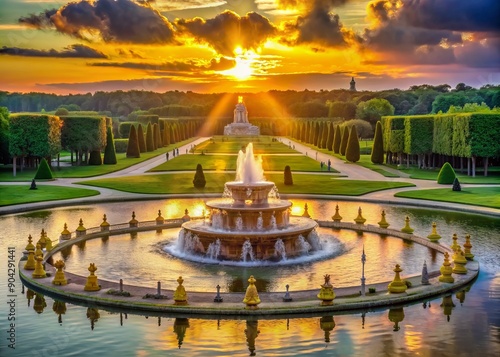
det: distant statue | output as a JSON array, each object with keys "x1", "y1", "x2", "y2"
[
  {"x1": 350, "y1": 77, "x2": 357, "y2": 91},
  {"x1": 30, "y1": 179, "x2": 37, "y2": 190},
  {"x1": 234, "y1": 96, "x2": 249, "y2": 124}
]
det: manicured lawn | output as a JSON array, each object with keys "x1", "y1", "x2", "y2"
[
  {"x1": 149, "y1": 154, "x2": 339, "y2": 173},
  {"x1": 395, "y1": 187, "x2": 500, "y2": 209},
  {"x1": 398, "y1": 167, "x2": 500, "y2": 184},
  {"x1": 0, "y1": 138, "x2": 197, "y2": 181},
  {"x1": 355, "y1": 155, "x2": 400, "y2": 178},
  {"x1": 79, "y1": 173, "x2": 414, "y2": 196},
  {"x1": 194, "y1": 137, "x2": 294, "y2": 154},
  {"x1": 0, "y1": 185, "x2": 100, "y2": 206}
]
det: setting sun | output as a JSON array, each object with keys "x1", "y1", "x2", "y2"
[{"x1": 221, "y1": 48, "x2": 258, "y2": 80}]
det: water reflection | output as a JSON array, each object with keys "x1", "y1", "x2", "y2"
[
  {"x1": 4, "y1": 200, "x2": 499, "y2": 356},
  {"x1": 441, "y1": 295, "x2": 456, "y2": 322}
]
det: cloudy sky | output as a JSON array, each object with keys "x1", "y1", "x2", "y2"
[{"x1": 0, "y1": 0, "x2": 499, "y2": 94}]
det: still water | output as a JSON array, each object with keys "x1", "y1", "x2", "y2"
[{"x1": 1, "y1": 199, "x2": 499, "y2": 356}]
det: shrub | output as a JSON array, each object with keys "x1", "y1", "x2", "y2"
[
  {"x1": 88, "y1": 150, "x2": 102, "y2": 165},
  {"x1": 437, "y1": 162, "x2": 456, "y2": 184},
  {"x1": 342, "y1": 119, "x2": 373, "y2": 139},
  {"x1": 55, "y1": 108, "x2": 69, "y2": 116},
  {"x1": 114, "y1": 139, "x2": 128, "y2": 153},
  {"x1": 333, "y1": 125, "x2": 342, "y2": 153},
  {"x1": 371, "y1": 121, "x2": 384, "y2": 164},
  {"x1": 145, "y1": 122, "x2": 155, "y2": 152},
  {"x1": 137, "y1": 124, "x2": 146, "y2": 153},
  {"x1": 103, "y1": 126, "x2": 117, "y2": 164},
  {"x1": 368, "y1": 287, "x2": 376, "y2": 294},
  {"x1": 452, "y1": 177, "x2": 461, "y2": 191},
  {"x1": 340, "y1": 126, "x2": 349, "y2": 156},
  {"x1": 284, "y1": 165, "x2": 293, "y2": 185},
  {"x1": 34, "y1": 158, "x2": 53, "y2": 180},
  {"x1": 404, "y1": 280, "x2": 412, "y2": 288},
  {"x1": 345, "y1": 125, "x2": 360, "y2": 163},
  {"x1": 126, "y1": 125, "x2": 140, "y2": 158},
  {"x1": 193, "y1": 163, "x2": 206, "y2": 188}
]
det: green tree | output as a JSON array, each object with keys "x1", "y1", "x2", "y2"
[
  {"x1": 356, "y1": 98, "x2": 395, "y2": 125},
  {"x1": 371, "y1": 121, "x2": 384, "y2": 164},
  {"x1": 193, "y1": 163, "x2": 206, "y2": 188},
  {"x1": 103, "y1": 126, "x2": 117, "y2": 164},
  {"x1": 60, "y1": 116, "x2": 106, "y2": 165},
  {"x1": 340, "y1": 126, "x2": 349, "y2": 155},
  {"x1": 342, "y1": 119, "x2": 373, "y2": 139},
  {"x1": 34, "y1": 158, "x2": 53, "y2": 179},
  {"x1": 328, "y1": 101, "x2": 356, "y2": 119},
  {"x1": 345, "y1": 125, "x2": 360, "y2": 162},
  {"x1": 333, "y1": 125, "x2": 342, "y2": 153},
  {"x1": 284, "y1": 165, "x2": 293, "y2": 185},
  {"x1": 126, "y1": 125, "x2": 140, "y2": 158},
  {"x1": 145, "y1": 122, "x2": 155, "y2": 152},
  {"x1": 9, "y1": 115, "x2": 62, "y2": 168}
]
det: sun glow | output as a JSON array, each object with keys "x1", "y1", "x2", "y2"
[{"x1": 221, "y1": 47, "x2": 259, "y2": 80}]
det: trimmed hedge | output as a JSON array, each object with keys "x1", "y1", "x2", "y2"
[
  {"x1": 193, "y1": 163, "x2": 206, "y2": 188},
  {"x1": 118, "y1": 122, "x2": 139, "y2": 139},
  {"x1": 114, "y1": 139, "x2": 128, "y2": 153},
  {"x1": 437, "y1": 162, "x2": 456, "y2": 184},
  {"x1": 103, "y1": 126, "x2": 117, "y2": 165},
  {"x1": 146, "y1": 122, "x2": 155, "y2": 152},
  {"x1": 340, "y1": 126, "x2": 349, "y2": 155},
  {"x1": 88, "y1": 150, "x2": 102, "y2": 165},
  {"x1": 284, "y1": 165, "x2": 293, "y2": 185},
  {"x1": 345, "y1": 125, "x2": 360, "y2": 163},
  {"x1": 34, "y1": 158, "x2": 53, "y2": 180},
  {"x1": 333, "y1": 125, "x2": 341, "y2": 153},
  {"x1": 137, "y1": 124, "x2": 146, "y2": 153},
  {"x1": 137, "y1": 115, "x2": 159, "y2": 126},
  {"x1": 371, "y1": 121, "x2": 384, "y2": 164},
  {"x1": 126, "y1": 125, "x2": 140, "y2": 158}
]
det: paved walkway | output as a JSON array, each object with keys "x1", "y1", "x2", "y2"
[{"x1": 1, "y1": 136, "x2": 499, "y2": 216}]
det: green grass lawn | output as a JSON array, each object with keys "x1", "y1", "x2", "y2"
[
  {"x1": 0, "y1": 185, "x2": 100, "y2": 206},
  {"x1": 397, "y1": 167, "x2": 500, "y2": 184},
  {"x1": 395, "y1": 187, "x2": 500, "y2": 209},
  {"x1": 149, "y1": 154, "x2": 339, "y2": 173},
  {"x1": 79, "y1": 173, "x2": 414, "y2": 196},
  {"x1": 194, "y1": 137, "x2": 294, "y2": 154},
  {"x1": 0, "y1": 138, "x2": 197, "y2": 181}
]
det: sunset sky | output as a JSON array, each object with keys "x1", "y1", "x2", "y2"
[{"x1": 0, "y1": 0, "x2": 499, "y2": 94}]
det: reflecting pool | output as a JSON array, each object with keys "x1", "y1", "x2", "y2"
[{"x1": 1, "y1": 199, "x2": 499, "y2": 356}]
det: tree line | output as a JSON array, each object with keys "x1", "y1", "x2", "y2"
[{"x1": 1, "y1": 83, "x2": 498, "y2": 119}]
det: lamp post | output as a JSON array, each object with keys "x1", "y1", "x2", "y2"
[{"x1": 361, "y1": 245, "x2": 366, "y2": 296}]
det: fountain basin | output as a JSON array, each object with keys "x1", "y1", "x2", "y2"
[
  {"x1": 180, "y1": 217, "x2": 318, "y2": 261},
  {"x1": 225, "y1": 181, "x2": 275, "y2": 206}
]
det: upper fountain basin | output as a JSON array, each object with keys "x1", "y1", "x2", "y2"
[{"x1": 225, "y1": 181, "x2": 275, "y2": 206}]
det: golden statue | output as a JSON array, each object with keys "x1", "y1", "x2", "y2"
[
  {"x1": 317, "y1": 274, "x2": 335, "y2": 305},
  {"x1": 84, "y1": 263, "x2": 101, "y2": 291},
  {"x1": 243, "y1": 275, "x2": 261, "y2": 309},
  {"x1": 174, "y1": 276, "x2": 188, "y2": 305}
]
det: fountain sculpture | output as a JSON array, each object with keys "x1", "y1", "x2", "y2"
[{"x1": 177, "y1": 143, "x2": 320, "y2": 262}]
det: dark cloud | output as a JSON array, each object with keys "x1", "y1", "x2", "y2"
[
  {"x1": 18, "y1": 0, "x2": 175, "y2": 44},
  {"x1": 18, "y1": 8, "x2": 57, "y2": 28},
  {"x1": 363, "y1": 0, "x2": 500, "y2": 68},
  {"x1": 0, "y1": 44, "x2": 108, "y2": 59},
  {"x1": 89, "y1": 57, "x2": 235, "y2": 72},
  {"x1": 398, "y1": 0, "x2": 500, "y2": 33},
  {"x1": 282, "y1": 3, "x2": 362, "y2": 48},
  {"x1": 175, "y1": 10, "x2": 277, "y2": 56}
]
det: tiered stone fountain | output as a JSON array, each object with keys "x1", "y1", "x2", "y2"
[{"x1": 177, "y1": 143, "x2": 320, "y2": 262}]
